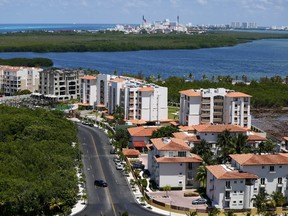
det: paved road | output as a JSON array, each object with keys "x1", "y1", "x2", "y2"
[{"x1": 75, "y1": 124, "x2": 161, "y2": 216}]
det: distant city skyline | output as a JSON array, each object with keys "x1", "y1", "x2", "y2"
[{"x1": 0, "y1": 0, "x2": 287, "y2": 27}]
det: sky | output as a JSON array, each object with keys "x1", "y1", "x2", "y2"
[{"x1": 0, "y1": 0, "x2": 287, "y2": 27}]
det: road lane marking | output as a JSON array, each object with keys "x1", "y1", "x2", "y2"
[{"x1": 88, "y1": 132, "x2": 117, "y2": 216}]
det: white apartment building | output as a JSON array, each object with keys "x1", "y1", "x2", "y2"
[
  {"x1": 38, "y1": 69, "x2": 84, "y2": 101},
  {"x1": 206, "y1": 153, "x2": 288, "y2": 210},
  {"x1": 179, "y1": 88, "x2": 251, "y2": 128},
  {"x1": 108, "y1": 76, "x2": 168, "y2": 123},
  {"x1": 79, "y1": 75, "x2": 97, "y2": 107},
  {"x1": 147, "y1": 137, "x2": 203, "y2": 189},
  {"x1": 0, "y1": 66, "x2": 42, "y2": 96}
]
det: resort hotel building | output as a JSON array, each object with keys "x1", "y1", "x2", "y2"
[
  {"x1": 79, "y1": 74, "x2": 168, "y2": 123},
  {"x1": 179, "y1": 88, "x2": 252, "y2": 128}
]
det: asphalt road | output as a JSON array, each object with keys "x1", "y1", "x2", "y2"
[{"x1": 75, "y1": 124, "x2": 161, "y2": 216}]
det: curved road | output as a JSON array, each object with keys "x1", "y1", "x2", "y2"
[{"x1": 75, "y1": 124, "x2": 161, "y2": 216}]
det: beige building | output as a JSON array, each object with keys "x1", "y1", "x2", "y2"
[
  {"x1": 179, "y1": 88, "x2": 251, "y2": 128},
  {"x1": 0, "y1": 66, "x2": 42, "y2": 96},
  {"x1": 38, "y1": 69, "x2": 84, "y2": 101}
]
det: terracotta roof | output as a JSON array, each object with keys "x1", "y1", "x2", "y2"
[
  {"x1": 230, "y1": 153, "x2": 288, "y2": 165},
  {"x1": 155, "y1": 153, "x2": 203, "y2": 163},
  {"x1": 226, "y1": 92, "x2": 252, "y2": 98},
  {"x1": 179, "y1": 125, "x2": 196, "y2": 131},
  {"x1": 193, "y1": 124, "x2": 247, "y2": 133},
  {"x1": 133, "y1": 141, "x2": 146, "y2": 148},
  {"x1": 179, "y1": 89, "x2": 202, "y2": 97},
  {"x1": 128, "y1": 126, "x2": 158, "y2": 137},
  {"x1": 138, "y1": 87, "x2": 154, "y2": 92},
  {"x1": 170, "y1": 121, "x2": 179, "y2": 126},
  {"x1": 126, "y1": 119, "x2": 147, "y2": 125},
  {"x1": 206, "y1": 165, "x2": 258, "y2": 179},
  {"x1": 80, "y1": 75, "x2": 97, "y2": 80},
  {"x1": 151, "y1": 137, "x2": 190, "y2": 151},
  {"x1": 247, "y1": 134, "x2": 267, "y2": 141},
  {"x1": 283, "y1": 137, "x2": 288, "y2": 141},
  {"x1": 111, "y1": 78, "x2": 125, "y2": 83},
  {"x1": 173, "y1": 132, "x2": 200, "y2": 142},
  {"x1": 96, "y1": 104, "x2": 106, "y2": 107},
  {"x1": 122, "y1": 148, "x2": 141, "y2": 157}
]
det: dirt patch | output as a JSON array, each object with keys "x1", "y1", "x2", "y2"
[{"x1": 252, "y1": 109, "x2": 288, "y2": 141}]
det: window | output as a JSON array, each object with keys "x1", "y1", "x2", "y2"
[
  {"x1": 178, "y1": 151, "x2": 186, "y2": 157},
  {"x1": 233, "y1": 201, "x2": 236, "y2": 204},
  {"x1": 278, "y1": 178, "x2": 282, "y2": 184},
  {"x1": 279, "y1": 165, "x2": 282, "y2": 168},
  {"x1": 260, "y1": 178, "x2": 265, "y2": 185},
  {"x1": 180, "y1": 163, "x2": 182, "y2": 166},
  {"x1": 270, "y1": 166, "x2": 275, "y2": 172},
  {"x1": 239, "y1": 191, "x2": 243, "y2": 194},
  {"x1": 179, "y1": 172, "x2": 182, "y2": 176},
  {"x1": 234, "y1": 191, "x2": 237, "y2": 194},
  {"x1": 262, "y1": 166, "x2": 265, "y2": 169},
  {"x1": 239, "y1": 200, "x2": 243, "y2": 204},
  {"x1": 240, "y1": 180, "x2": 243, "y2": 183},
  {"x1": 226, "y1": 181, "x2": 231, "y2": 188},
  {"x1": 188, "y1": 163, "x2": 193, "y2": 170},
  {"x1": 169, "y1": 152, "x2": 173, "y2": 157},
  {"x1": 234, "y1": 181, "x2": 237, "y2": 184}
]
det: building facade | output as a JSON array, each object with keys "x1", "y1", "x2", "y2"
[
  {"x1": 206, "y1": 153, "x2": 288, "y2": 210},
  {"x1": 0, "y1": 66, "x2": 42, "y2": 96},
  {"x1": 79, "y1": 75, "x2": 97, "y2": 107},
  {"x1": 147, "y1": 137, "x2": 203, "y2": 189},
  {"x1": 38, "y1": 69, "x2": 84, "y2": 101},
  {"x1": 179, "y1": 88, "x2": 251, "y2": 128}
]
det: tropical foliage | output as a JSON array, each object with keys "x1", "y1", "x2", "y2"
[
  {"x1": 151, "y1": 125, "x2": 179, "y2": 139},
  {"x1": 251, "y1": 189, "x2": 270, "y2": 215},
  {"x1": 0, "y1": 105, "x2": 79, "y2": 215},
  {"x1": 0, "y1": 57, "x2": 53, "y2": 67}
]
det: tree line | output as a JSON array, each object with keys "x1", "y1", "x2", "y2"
[
  {"x1": 0, "y1": 105, "x2": 79, "y2": 215},
  {"x1": 0, "y1": 58, "x2": 53, "y2": 67}
]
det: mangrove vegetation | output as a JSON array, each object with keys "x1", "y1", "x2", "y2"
[{"x1": 0, "y1": 31, "x2": 287, "y2": 52}]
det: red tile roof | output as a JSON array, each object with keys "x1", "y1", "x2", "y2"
[
  {"x1": 193, "y1": 124, "x2": 247, "y2": 133},
  {"x1": 122, "y1": 148, "x2": 141, "y2": 157},
  {"x1": 225, "y1": 92, "x2": 252, "y2": 98},
  {"x1": 127, "y1": 126, "x2": 158, "y2": 137},
  {"x1": 151, "y1": 137, "x2": 190, "y2": 151},
  {"x1": 206, "y1": 165, "x2": 258, "y2": 179},
  {"x1": 173, "y1": 132, "x2": 200, "y2": 142},
  {"x1": 247, "y1": 134, "x2": 267, "y2": 141},
  {"x1": 80, "y1": 75, "x2": 97, "y2": 80},
  {"x1": 230, "y1": 153, "x2": 288, "y2": 165},
  {"x1": 155, "y1": 153, "x2": 203, "y2": 163},
  {"x1": 133, "y1": 141, "x2": 146, "y2": 148},
  {"x1": 179, "y1": 89, "x2": 202, "y2": 97},
  {"x1": 138, "y1": 87, "x2": 154, "y2": 92}
]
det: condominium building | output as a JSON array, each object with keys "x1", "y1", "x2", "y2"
[
  {"x1": 38, "y1": 69, "x2": 84, "y2": 101},
  {"x1": 179, "y1": 88, "x2": 251, "y2": 128},
  {"x1": 79, "y1": 75, "x2": 97, "y2": 107},
  {"x1": 108, "y1": 76, "x2": 168, "y2": 123},
  {"x1": 147, "y1": 137, "x2": 203, "y2": 189},
  {"x1": 0, "y1": 66, "x2": 42, "y2": 96},
  {"x1": 206, "y1": 153, "x2": 288, "y2": 209}
]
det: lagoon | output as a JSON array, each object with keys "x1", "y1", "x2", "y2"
[{"x1": 0, "y1": 39, "x2": 287, "y2": 80}]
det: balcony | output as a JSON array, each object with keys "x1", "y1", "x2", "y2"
[
  {"x1": 260, "y1": 184, "x2": 266, "y2": 188},
  {"x1": 201, "y1": 99, "x2": 210, "y2": 103},
  {"x1": 225, "y1": 196, "x2": 231, "y2": 201},
  {"x1": 225, "y1": 186, "x2": 232, "y2": 191},
  {"x1": 277, "y1": 183, "x2": 283, "y2": 187}
]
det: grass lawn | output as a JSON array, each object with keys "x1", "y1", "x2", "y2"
[{"x1": 168, "y1": 106, "x2": 179, "y2": 120}]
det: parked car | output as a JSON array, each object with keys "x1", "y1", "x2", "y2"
[
  {"x1": 116, "y1": 163, "x2": 124, "y2": 170},
  {"x1": 88, "y1": 123, "x2": 94, "y2": 127},
  {"x1": 110, "y1": 148, "x2": 116, "y2": 154},
  {"x1": 94, "y1": 179, "x2": 108, "y2": 187},
  {"x1": 132, "y1": 163, "x2": 145, "y2": 170},
  {"x1": 192, "y1": 198, "x2": 207, "y2": 205},
  {"x1": 113, "y1": 158, "x2": 121, "y2": 164}
]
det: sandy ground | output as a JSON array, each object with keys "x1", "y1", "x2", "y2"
[{"x1": 252, "y1": 110, "x2": 288, "y2": 141}]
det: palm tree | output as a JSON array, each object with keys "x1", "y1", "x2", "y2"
[
  {"x1": 163, "y1": 184, "x2": 171, "y2": 198},
  {"x1": 270, "y1": 191, "x2": 286, "y2": 207},
  {"x1": 188, "y1": 73, "x2": 194, "y2": 81},
  {"x1": 232, "y1": 133, "x2": 249, "y2": 154},
  {"x1": 196, "y1": 164, "x2": 207, "y2": 187},
  {"x1": 251, "y1": 189, "x2": 269, "y2": 215},
  {"x1": 208, "y1": 207, "x2": 220, "y2": 216},
  {"x1": 217, "y1": 129, "x2": 233, "y2": 163},
  {"x1": 186, "y1": 211, "x2": 197, "y2": 216},
  {"x1": 202, "y1": 74, "x2": 208, "y2": 81}
]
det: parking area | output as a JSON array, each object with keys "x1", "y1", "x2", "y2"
[{"x1": 146, "y1": 190, "x2": 207, "y2": 210}]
